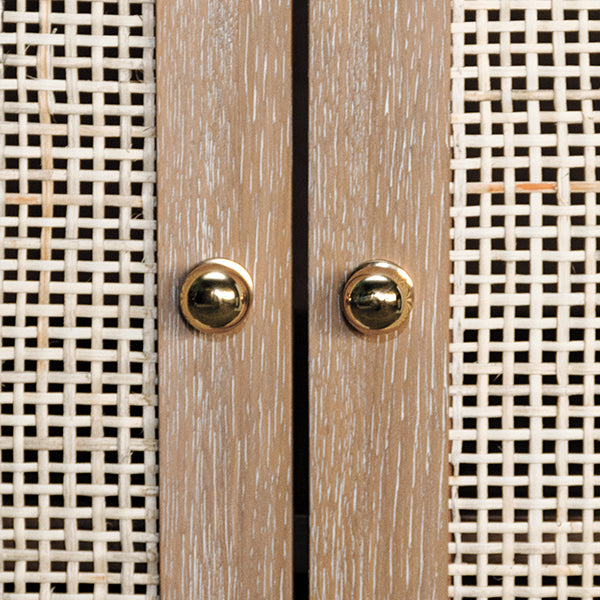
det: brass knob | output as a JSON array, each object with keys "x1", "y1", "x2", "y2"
[
  {"x1": 180, "y1": 258, "x2": 253, "y2": 333},
  {"x1": 341, "y1": 260, "x2": 414, "y2": 335}
]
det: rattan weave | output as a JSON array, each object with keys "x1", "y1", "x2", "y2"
[
  {"x1": 3, "y1": 0, "x2": 600, "y2": 598},
  {"x1": 0, "y1": 1, "x2": 158, "y2": 598},
  {"x1": 451, "y1": 1, "x2": 600, "y2": 598}
]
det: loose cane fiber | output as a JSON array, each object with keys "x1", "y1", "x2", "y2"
[
  {"x1": 451, "y1": 1, "x2": 600, "y2": 599},
  {"x1": 0, "y1": 1, "x2": 158, "y2": 598}
]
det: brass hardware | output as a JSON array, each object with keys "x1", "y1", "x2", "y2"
[
  {"x1": 180, "y1": 258, "x2": 253, "y2": 333},
  {"x1": 341, "y1": 260, "x2": 414, "y2": 335}
]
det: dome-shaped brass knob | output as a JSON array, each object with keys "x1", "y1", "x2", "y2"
[
  {"x1": 180, "y1": 258, "x2": 253, "y2": 333},
  {"x1": 341, "y1": 260, "x2": 414, "y2": 335}
]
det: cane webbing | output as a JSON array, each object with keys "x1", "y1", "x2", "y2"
[
  {"x1": 451, "y1": 1, "x2": 600, "y2": 598},
  {"x1": 0, "y1": 1, "x2": 158, "y2": 598}
]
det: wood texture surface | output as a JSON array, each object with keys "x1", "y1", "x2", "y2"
[
  {"x1": 156, "y1": 2, "x2": 292, "y2": 598},
  {"x1": 308, "y1": 1, "x2": 450, "y2": 597}
]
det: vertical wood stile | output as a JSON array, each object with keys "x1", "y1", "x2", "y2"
[
  {"x1": 157, "y1": 1, "x2": 293, "y2": 598},
  {"x1": 308, "y1": 1, "x2": 451, "y2": 597}
]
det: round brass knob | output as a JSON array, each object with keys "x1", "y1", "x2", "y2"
[
  {"x1": 180, "y1": 258, "x2": 253, "y2": 333},
  {"x1": 341, "y1": 260, "x2": 414, "y2": 335}
]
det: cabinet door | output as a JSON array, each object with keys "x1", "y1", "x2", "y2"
[
  {"x1": 308, "y1": 1, "x2": 450, "y2": 597},
  {"x1": 5, "y1": 2, "x2": 600, "y2": 599},
  {"x1": 156, "y1": 0, "x2": 450, "y2": 598},
  {"x1": 156, "y1": 1, "x2": 293, "y2": 598}
]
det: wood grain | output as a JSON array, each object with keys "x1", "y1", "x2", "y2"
[
  {"x1": 308, "y1": 1, "x2": 450, "y2": 597},
  {"x1": 156, "y1": 2, "x2": 292, "y2": 598}
]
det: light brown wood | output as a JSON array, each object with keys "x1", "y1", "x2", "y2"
[
  {"x1": 308, "y1": 1, "x2": 450, "y2": 597},
  {"x1": 156, "y1": 1, "x2": 293, "y2": 598}
]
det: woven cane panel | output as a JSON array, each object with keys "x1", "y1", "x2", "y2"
[
  {"x1": 0, "y1": 1, "x2": 158, "y2": 598},
  {"x1": 451, "y1": 1, "x2": 600, "y2": 598}
]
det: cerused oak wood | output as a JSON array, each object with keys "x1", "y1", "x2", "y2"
[
  {"x1": 156, "y1": 1, "x2": 293, "y2": 598},
  {"x1": 309, "y1": 1, "x2": 450, "y2": 597}
]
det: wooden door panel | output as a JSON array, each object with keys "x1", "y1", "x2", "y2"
[
  {"x1": 308, "y1": 2, "x2": 451, "y2": 597},
  {"x1": 157, "y1": 1, "x2": 293, "y2": 598}
]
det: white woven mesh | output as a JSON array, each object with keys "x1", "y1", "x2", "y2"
[
  {"x1": 451, "y1": 1, "x2": 600, "y2": 598},
  {"x1": 0, "y1": 1, "x2": 158, "y2": 598}
]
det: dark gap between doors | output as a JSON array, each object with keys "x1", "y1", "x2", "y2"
[{"x1": 292, "y1": 0, "x2": 309, "y2": 596}]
